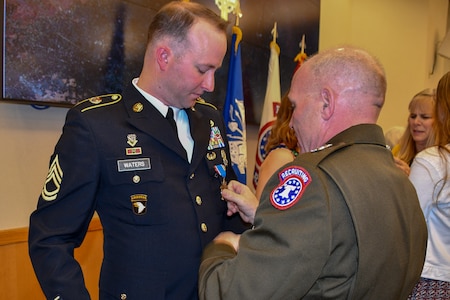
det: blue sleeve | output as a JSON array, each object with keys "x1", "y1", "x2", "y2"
[{"x1": 28, "y1": 108, "x2": 99, "y2": 300}]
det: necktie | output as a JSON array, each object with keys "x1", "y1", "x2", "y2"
[
  {"x1": 166, "y1": 107, "x2": 177, "y2": 134},
  {"x1": 166, "y1": 107, "x2": 193, "y2": 162}
]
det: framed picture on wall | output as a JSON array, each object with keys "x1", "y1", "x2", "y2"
[
  {"x1": 1, "y1": 0, "x2": 319, "y2": 121},
  {"x1": 1, "y1": 0, "x2": 154, "y2": 107}
]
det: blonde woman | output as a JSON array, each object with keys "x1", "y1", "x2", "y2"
[{"x1": 393, "y1": 88, "x2": 436, "y2": 175}]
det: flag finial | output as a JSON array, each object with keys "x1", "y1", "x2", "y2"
[
  {"x1": 215, "y1": 0, "x2": 241, "y2": 21},
  {"x1": 233, "y1": 0, "x2": 242, "y2": 27},
  {"x1": 271, "y1": 22, "x2": 278, "y2": 43},
  {"x1": 270, "y1": 22, "x2": 280, "y2": 55},
  {"x1": 294, "y1": 34, "x2": 307, "y2": 72},
  {"x1": 300, "y1": 34, "x2": 306, "y2": 53}
]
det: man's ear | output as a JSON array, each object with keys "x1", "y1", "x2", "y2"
[
  {"x1": 320, "y1": 88, "x2": 334, "y2": 120},
  {"x1": 156, "y1": 47, "x2": 170, "y2": 70}
]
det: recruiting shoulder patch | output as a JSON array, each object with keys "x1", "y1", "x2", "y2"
[{"x1": 270, "y1": 166, "x2": 312, "y2": 210}]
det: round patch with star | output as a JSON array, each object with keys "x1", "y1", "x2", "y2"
[{"x1": 270, "y1": 166, "x2": 312, "y2": 210}]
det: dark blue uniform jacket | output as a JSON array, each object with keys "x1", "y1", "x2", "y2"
[{"x1": 29, "y1": 85, "x2": 248, "y2": 300}]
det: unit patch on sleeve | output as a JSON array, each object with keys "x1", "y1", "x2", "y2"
[{"x1": 270, "y1": 166, "x2": 311, "y2": 210}]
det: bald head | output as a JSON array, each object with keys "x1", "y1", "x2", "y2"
[
  {"x1": 304, "y1": 46, "x2": 386, "y2": 111},
  {"x1": 288, "y1": 46, "x2": 387, "y2": 152}
]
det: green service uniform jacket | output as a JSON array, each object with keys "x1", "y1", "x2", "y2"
[{"x1": 199, "y1": 124, "x2": 427, "y2": 300}]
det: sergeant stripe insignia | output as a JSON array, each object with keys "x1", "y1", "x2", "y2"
[
  {"x1": 41, "y1": 155, "x2": 63, "y2": 201},
  {"x1": 270, "y1": 166, "x2": 312, "y2": 210}
]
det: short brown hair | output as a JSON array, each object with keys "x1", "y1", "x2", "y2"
[{"x1": 147, "y1": 1, "x2": 228, "y2": 46}]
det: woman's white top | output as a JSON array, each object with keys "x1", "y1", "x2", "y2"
[{"x1": 409, "y1": 145, "x2": 450, "y2": 282}]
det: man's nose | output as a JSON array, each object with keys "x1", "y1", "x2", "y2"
[{"x1": 202, "y1": 72, "x2": 215, "y2": 92}]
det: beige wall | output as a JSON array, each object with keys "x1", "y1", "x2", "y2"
[
  {"x1": 0, "y1": 104, "x2": 67, "y2": 229},
  {"x1": 320, "y1": 0, "x2": 450, "y2": 130},
  {"x1": 1, "y1": 0, "x2": 450, "y2": 229}
]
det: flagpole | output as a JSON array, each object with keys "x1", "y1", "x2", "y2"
[{"x1": 252, "y1": 22, "x2": 282, "y2": 188}]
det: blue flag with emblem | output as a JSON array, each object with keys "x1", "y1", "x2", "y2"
[{"x1": 223, "y1": 25, "x2": 247, "y2": 184}]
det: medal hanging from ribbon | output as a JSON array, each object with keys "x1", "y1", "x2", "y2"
[{"x1": 214, "y1": 164, "x2": 227, "y2": 191}]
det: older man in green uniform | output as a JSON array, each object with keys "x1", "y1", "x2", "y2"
[{"x1": 198, "y1": 46, "x2": 427, "y2": 299}]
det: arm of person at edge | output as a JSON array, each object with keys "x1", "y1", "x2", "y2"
[{"x1": 200, "y1": 166, "x2": 332, "y2": 299}]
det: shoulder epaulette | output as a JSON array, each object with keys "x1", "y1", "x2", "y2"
[
  {"x1": 195, "y1": 97, "x2": 217, "y2": 110},
  {"x1": 74, "y1": 94, "x2": 122, "y2": 113}
]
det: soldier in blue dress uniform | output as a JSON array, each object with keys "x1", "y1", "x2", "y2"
[{"x1": 28, "y1": 2, "x2": 249, "y2": 299}]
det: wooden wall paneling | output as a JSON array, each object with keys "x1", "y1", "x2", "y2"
[{"x1": 0, "y1": 217, "x2": 103, "y2": 299}]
